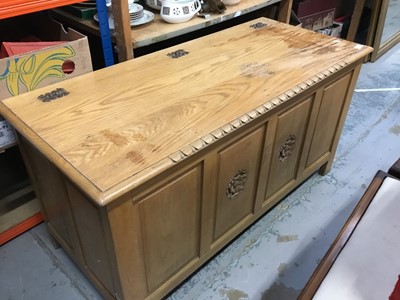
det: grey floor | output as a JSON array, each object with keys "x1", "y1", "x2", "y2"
[{"x1": 1, "y1": 42, "x2": 400, "y2": 300}]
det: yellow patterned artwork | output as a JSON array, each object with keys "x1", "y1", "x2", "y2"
[{"x1": 0, "y1": 45, "x2": 75, "y2": 97}]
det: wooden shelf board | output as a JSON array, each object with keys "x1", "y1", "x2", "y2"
[
  {"x1": 0, "y1": 198, "x2": 42, "y2": 245},
  {"x1": 52, "y1": 0, "x2": 281, "y2": 49},
  {"x1": 0, "y1": 212, "x2": 43, "y2": 245},
  {"x1": 0, "y1": 142, "x2": 18, "y2": 153},
  {"x1": 130, "y1": 0, "x2": 281, "y2": 48}
]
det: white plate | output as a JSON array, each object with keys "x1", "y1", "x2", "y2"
[
  {"x1": 94, "y1": 11, "x2": 154, "y2": 29},
  {"x1": 130, "y1": 10, "x2": 154, "y2": 26},
  {"x1": 129, "y1": 3, "x2": 143, "y2": 13}
]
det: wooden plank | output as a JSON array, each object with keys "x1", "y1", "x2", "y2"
[
  {"x1": 110, "y1": 0, "x2": 134, "y2": 61},
  {"x1": 277, "y1": 0, "x2": 293, "y2": 23},
  {"x1": 346, "y1": 0, "x2": 366, "y2": 41}
]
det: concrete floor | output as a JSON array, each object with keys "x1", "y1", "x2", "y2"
[{"x1": 1, "y1": 41, "x2": 400, "y2": 300}]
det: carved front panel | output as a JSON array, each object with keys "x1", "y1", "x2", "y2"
[
  {"x1": 19, "y1": 137, "x2": 85, "y2": 265},
  {"x1": 306, "y1": 73, "x2": 352, "y2": 167},
  {"x1": 214, "y1": 127, "x2": 264, "y2": 240},
  {"x1": 137, "y1": 165, "x2": 202, "y2": 292},
  {"x1": 265, "y1": 98, "x2": 312, "y2": 201}
]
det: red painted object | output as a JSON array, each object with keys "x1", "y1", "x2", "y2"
[
  {"x1": 0, "y1": 0, "x2": 89, "y2": 19},
  {"x1": 0, "y1": 212, "x2": 43, "y2": 245},
  {"x1": 0, "y1": 41, "x2": 66, "y2": 58},
  {"x1": 390, "y1": 275, "x2": 400, "y2": 300}
]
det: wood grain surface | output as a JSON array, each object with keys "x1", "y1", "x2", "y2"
[{"x1": 0, "y1": 18, "x2": 372, "y2": 206}]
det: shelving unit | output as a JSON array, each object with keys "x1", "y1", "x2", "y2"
[
  {"x1": 52, "y1": 0, "x2": 293, "y2": 61},
  {"x1": 0, "y1": 0, "x2": 91, "y2": 19},
  {"x1": 0, "y1": 0, "x2": 92, "y2": 245}
]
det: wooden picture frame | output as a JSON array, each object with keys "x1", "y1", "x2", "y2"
[
  {"x1": 369, "y1": 0, "x2": 400, "y2": 62},
  {"x1": 298, "y1": 170, "x2": 391, "y2": 299}
]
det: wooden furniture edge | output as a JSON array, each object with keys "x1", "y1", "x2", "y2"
[
  {"x1": 0, "y1": 51, "x2": 373, "y2": 207},
  {"x1": 100, "y1": 56, "x2": 371, "y2": 206},
  {"x1": 0, "y1": 102, "x2": 105, "y2": 204},
  {"x1": 297, "y1": 170, "x2": 390, "y2": 300},
  {"x1": 389, "y1": 158, "x2": 400, "y2": 179}
]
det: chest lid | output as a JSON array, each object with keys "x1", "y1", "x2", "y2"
[{"x1": 0, "y1": 18, "x2": 372, "y2": 206}]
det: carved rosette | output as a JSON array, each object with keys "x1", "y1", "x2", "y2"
[
  {"x1": 226, "y1": 170, "x2": 248, "y2": 199},
  {"x1": 279, "y1": 135, "x2": 296, "y2": 162}
]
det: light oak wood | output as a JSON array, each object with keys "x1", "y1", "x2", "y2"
[
  {"x1": 306, "y1": 73, "x2": 352, "y2": 167},
  {"x1": 0, "y1": 18, "x2": 372, "y2": 300},
  {"x1": 111, "y1": 0, "x2": 134, "y2": 60},
  {"x1": 108, "y1": 198, "x2": 148, "y2": 299},
  {"x1": 18, "y1": 135, "x2": 117, "y2": 299},
  {"x1": 18, "y1": 136, "x2": 85, "y2": 263},
  {"x1": 264, "y1": 97, "x2": 311, "y2": 201},
  {"x1": 0, "y1": 18, "x2": 372, "y2": 206},
  {"x1": 317, "y1": 64, "x2": 362, "y2": 175},
  {"x1": 138, "y1": 166, "x2": 202, "y2": 292},
  {"x1": 277, "y1": 0, "x2": 293, "y2": 23},
  {"x1": 214, "y1": 126, "x2": 264, "y2": 240}
]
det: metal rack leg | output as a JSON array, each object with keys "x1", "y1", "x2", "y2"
[{"x1": 96, "y1": 0, "x2": 115, "y2": 66}]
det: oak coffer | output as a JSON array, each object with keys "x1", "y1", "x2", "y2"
[{"x1": 0, "y1": 18, "x2": 372, "y2": 299}]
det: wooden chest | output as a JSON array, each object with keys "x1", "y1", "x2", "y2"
[{"x1": 0, "y1": 18, "x2": 372, "y2": 299}]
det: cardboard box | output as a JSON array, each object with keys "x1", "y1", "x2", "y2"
[
  {"x1": 0, "y1": 14, "x2": 93, "y2": 101},
  {"x1": 0, "y1": 14, "x2": 93, "y2": 150},
  {"x1": 317, "y1": 22, "x2": 343, "y2": 38},
  {"x1": 293, "y1": 0, "x2": 336, "y2": 31}
]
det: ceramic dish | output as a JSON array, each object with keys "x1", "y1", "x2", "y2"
[
  {"x1": 146, "y1": 0, "x2": 162, "y2": 10},
  {"x1": 129, "y1": 3, "x2": 143, "y2": 14},
  {"x1": 93, "y1": 11, "x2": 154, "y2": 29}
]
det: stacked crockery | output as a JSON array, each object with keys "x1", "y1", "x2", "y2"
[{"x1": 129, "y1": 3, "x2": 144, "y2": 21}]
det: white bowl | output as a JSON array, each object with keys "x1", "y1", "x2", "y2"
[
  {"x1": 146, "y1": 0, "x2": 162, "y2": 10},
  {"x1": 161, "y1": 13, "x2": 193, "y2": 23},
  {"x1": 160, "y1": 0, "x2": 201, "y2": 24}
]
